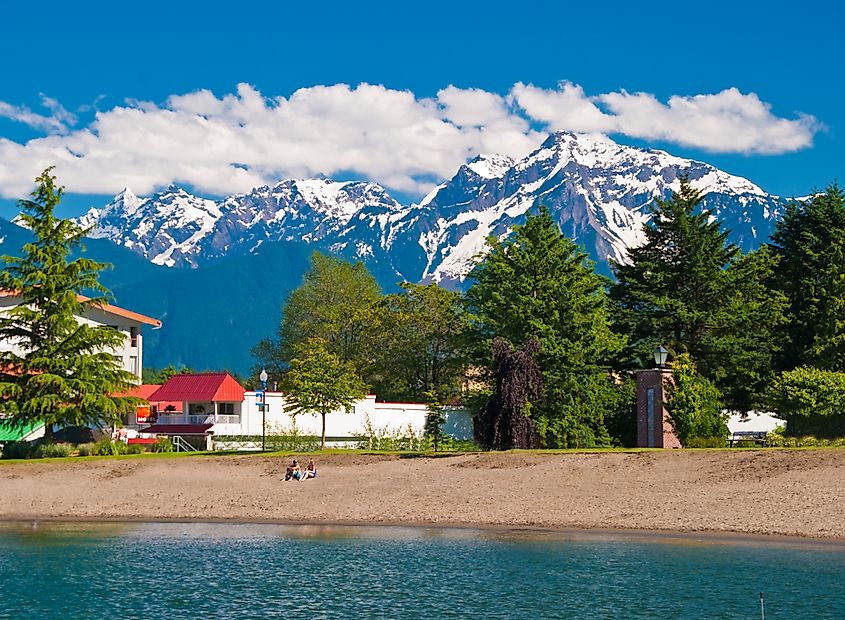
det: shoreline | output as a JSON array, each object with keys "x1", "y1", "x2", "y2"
[
  {"x1": 4, "y1": 514, "x2": 845, "y2": 548},
  {"x1": 3, "y1": 450, "x2": 845, "y2": 541}
]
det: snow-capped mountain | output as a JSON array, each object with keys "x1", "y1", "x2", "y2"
[
  {"x1": 78, "y1": 185, "x2": 221, "y2": 267},
  {"x1": 77, "y1": 132, "x2": 787, "y2": 281}
]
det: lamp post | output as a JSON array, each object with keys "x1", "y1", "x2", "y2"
[
  {"x1": 260, "y1": 368, "x2": 268, "y2": 451},
  {"x1": 653, "y1": 345, "x2": 669, "y2": 369}
]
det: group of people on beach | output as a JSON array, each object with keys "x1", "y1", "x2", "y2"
[{"x1": 284, "y1": 458, "x2": 316, "y2": 481}]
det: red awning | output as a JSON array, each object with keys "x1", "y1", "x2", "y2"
[
  {"x1": 148, "y1": 373, "x2": 245, "y2": 403},
  {"x1": 141, "y1": 424, "x2": 213, "y2": 435}
]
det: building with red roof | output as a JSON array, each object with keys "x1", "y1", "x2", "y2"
[{"x1": 142, "y1": 373, "x2": 246, "y2": 435}]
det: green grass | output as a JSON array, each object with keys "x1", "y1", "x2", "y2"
[{"x1": 3, "y1": 444, "x2": 844, "y2": 466}]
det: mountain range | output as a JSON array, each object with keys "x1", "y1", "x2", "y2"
[{"x1": 2, "y1": 132, "x2": 792, "y2": 372}]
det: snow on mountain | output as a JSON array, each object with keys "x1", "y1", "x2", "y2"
[
  {"x1": 78, "y1": 132, "x2": 788, "y2": 282},
  {"x1": 78, "y1": 185, "x2": 221, "y2": 267}
]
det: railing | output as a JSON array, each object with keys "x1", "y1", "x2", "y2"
[
  {"x1": 172, "y1": 436, "x2": 197, "y2": 452},
  {"x1": 155, "y1": 414, "x2": 240, "y2": 425},
  {"x1": 187, "y1": 415, "x2": 214, "y2": 425}
]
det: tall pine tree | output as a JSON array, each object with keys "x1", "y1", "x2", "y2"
[
  {"x1": 0, "y1": 169, "x2": 141, "y2": 439},
  {"x1": 466, "y1": 206, "x2": 625, "y2": 448},
  {"x1": 769, "y1": 183, "x2": 845, "y2": 371},
  {"x1": 611, "y1": 175, "x2": 785, "y2": 411}
]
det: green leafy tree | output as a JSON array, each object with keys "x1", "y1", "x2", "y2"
[
  {"x1": 280, "y1": 337, "x2": 368, "y2": 449},
  {"x1": 665, "y1": 354, "x2": 727, "y2": 446},
  {"x1": 423, "y1": 391, "x2": 446, "y2": 452},
  {"x1": 466, "y1": 206, "x2": 625, "y2": 448},
  {"x1": 368, "y1": 283, "x2": 471, "y2": 402},
  {"x1": 611, "y1": 175, "x2": 786, "y2": 411},
  {"x1": 765, "y1": 366, "x2": 845, "y2": 436},
  {"x1": 254, "y1": 252, "x2": 381, "y2": 382},
  {"x1": 142, "y1": 364, "x2": 193, "y2": 384},
  {"x1": 769, "y1": 183, "x2": 845, "y2": 370},
  {"x1": 0, "y1": 168, "x2": 140, "y2": 439}
]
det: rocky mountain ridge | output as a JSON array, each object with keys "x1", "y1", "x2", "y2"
[{"x1": 78, "y1": 132, "x2": 788, "y2": 282}]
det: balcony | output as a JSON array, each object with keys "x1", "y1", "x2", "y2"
[{"x1": 155, "y1": 414, "x2": 241, "y2": 426}]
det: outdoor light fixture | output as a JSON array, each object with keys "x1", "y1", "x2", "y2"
[
  {"x1": 259, "y1": 368, "x2": 268, "y2": 451},
  {"x1": 653, "y1": 345, "x2": 669, "y2": 368}
]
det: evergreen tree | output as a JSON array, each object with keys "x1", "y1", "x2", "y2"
[
  {"x1": 253, "y1": 252, "x2": 381, "y2": 381},
  {"x1": 611, "y1": 175, "x2": 785, "y2": 411},
  {"x1": 280, "y1": 337, "x2": 368, "y2": 450},
  {"x1": 769, "y1": 183, "x2": 845, "y2": 370},
  {"x1": 0, "y1": 169, "x2": 140, "y2": 439},
  {"x1": 368, "y1": 283, "x2": 471, "y2": 402},
  {"x1": 466, "y1": 207, "x2": 624, "y2": 447}
]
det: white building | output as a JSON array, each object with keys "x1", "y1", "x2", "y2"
[
  {"x1": 138, "y1": 372, "x2": 474, "y2": 449},
  {"x1": 0, "y1": 291, "x2": 161, "y2": 381}
]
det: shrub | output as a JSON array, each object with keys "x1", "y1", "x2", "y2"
[
  {"x1": 355, "y1": 416, "x2": 426, "y2": 451},
  {"x1": 93, "y1": 437, "x2": 126, "y2": 456},
  {"x1": 125, "y1": 443, "x2": 144, "y2": 454},
  {"x1": 1, "y1": 441, "x2": 33, "y2": 459},
  {"x1": 665, "y1": 354, "x2": 728, "y2": 447},
  {"x1": 685, "y1": 436, "x2": 727, "y2": 448},
  {"x1": 152, "y1": 436, "x2": 173, "y2": 453},
  {"x1": 766, "y1": 367, "x2": 845, "y2": 418},
  {"x1": 766, "y1": 433, "x2": 845, "y2": 448},
  {"x1": 76, "y1": 443, "x2": 95, "y2": 456},
  {"x1": 33, "y1": 442, "x2": 73, "y2": 458}
]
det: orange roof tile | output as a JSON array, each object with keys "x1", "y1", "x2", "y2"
[{"x1": 0, "y1": 290, "x2": 161, "y2": 328}]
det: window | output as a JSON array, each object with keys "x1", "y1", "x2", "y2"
[
  {"x1": 219, "y1": 403, "x2": 235, "y2": 415},
  {"x1": 130, "y1": 326, "x2": 139, "y2": 348}
]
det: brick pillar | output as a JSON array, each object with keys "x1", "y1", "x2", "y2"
[{"x1": 634, "y1": 369, "x2": 680, "y2": 448}]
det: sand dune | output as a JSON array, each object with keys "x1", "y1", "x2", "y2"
[{"x1": 2, "y1": 450, "x2": 844, "y2": 539}]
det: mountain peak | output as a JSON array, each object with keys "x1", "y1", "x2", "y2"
[{"x1": 465, "y1": 154, "x2": 515, "y2": 180}]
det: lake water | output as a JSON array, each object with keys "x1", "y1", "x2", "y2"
[{"x1": 1, "y1": 522, "x2": 844, "y2": 619}]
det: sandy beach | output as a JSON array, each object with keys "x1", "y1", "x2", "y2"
[{"x1": 2, "y1": 449, "x2": 844, "y2": 539}]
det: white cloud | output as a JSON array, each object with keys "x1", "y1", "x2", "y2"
[
  {"x1": 0, "y1": 82, "x2": 821, "y2": 200},
  {"x1": 0, "y1": 93, "x2": 77, "y2": 135},
  {"x1": 596, "y1": 88, "x2": 820, "y2": 154}
]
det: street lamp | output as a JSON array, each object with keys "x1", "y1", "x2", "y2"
[
  {"x1": 653, "y1": 345, "x2": 669, "y2": 369},
  {"x1": 259, "y1": 368, "x2": 268, "y2": 451}
]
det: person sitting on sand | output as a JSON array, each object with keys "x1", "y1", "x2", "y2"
[
  {"x1": 303, "y1": 459, "x2": 317, "y2": 480},
  {"x1": 284, "y1": 459, "x2": 302, "y2": 481}
]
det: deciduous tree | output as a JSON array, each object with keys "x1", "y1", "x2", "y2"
[
  {"x1": 254, "y1": 252, "x2": 381, "y2": 382},
  {"x1": 368, "y1": 283, "x2": 471, "y2": 402},
  {"x1": 280, "y1": 337, "x2": 368, "y2": 449}
]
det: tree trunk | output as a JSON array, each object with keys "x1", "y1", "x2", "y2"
[
  {"x1": 321, "y1": 413, "x2": 326, "y2": 450},
  {"x1": 43, "y1": 423, "x2": 53, "y2": 442}
]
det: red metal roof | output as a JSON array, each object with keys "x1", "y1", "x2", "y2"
[
  {"x1": 148, "y1": 373, "x2": 245, "y2": 403},
  {"x1": 142, "y1": 424, "x2": 213, "y2": 435}
]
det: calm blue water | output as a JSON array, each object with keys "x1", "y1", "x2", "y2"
[{"x1": 1, "y1": 522, "x2": 844, "y2": 619}]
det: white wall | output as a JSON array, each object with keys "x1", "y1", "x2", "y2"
[
  {"x1": 223, "y1": 393, "x2": 474, "y2": 441},
  {"x1": 0, "y1": 296, "x2": 146, "y2": 381}
]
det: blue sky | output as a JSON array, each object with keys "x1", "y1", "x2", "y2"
[{"x1": 0, "y1": 0, "x2": 841, "y2": 218}]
